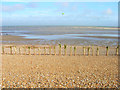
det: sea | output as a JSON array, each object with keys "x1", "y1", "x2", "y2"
[{"x1": 1, "y1": 26, "x2": 119, "y2": 46}]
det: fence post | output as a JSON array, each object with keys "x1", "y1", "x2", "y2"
[
  {"x1": 28, "y1": 47, "x2": 31, "y2": 55},
  {"x1": 59, "y1": 44, "x2": 61, "y2": 56},
  {"x1": 19, "y1": 47, "x2": 21, "y2": 55},
  {"x1": 10, "y1": 46, "x2": 12, "y2": 55},
  {"x1": 54, "y1": 46, "x2": 56, "y2": 56},
  {"x1": 74, "y1": 46, "x2": 76, "y2": 56},
  {"x1": 49, "y1": 46, "x2": 51, "y2": 55},
  {"x1": 88, "y1": 46, "x2": 90, "y2": 56},
  {"x1": 116, "y1": 45, "x2": 119, "y2": 56},
  {"x1": 92, "y1": 45, "x2": 94, "y2": 56},
  {"x1": 64, "y1": 44, "x2": 67, "y2": 56},
  {"x1": 83, "y1": 46, "x2": 85, "y2": 56},
  {"x1": 2, "y1": 46, "x2": 4, "y2": 54},
  {"x1": 97, "y1": 47, "x2": 99, "y2": 56},
  {"x1": 106, "y1": 46, "x2": 109, "y2": 56},
  {"x1": 33, "y1": 47, "x2": 35, "y2": 55},
  {"x1": 44, "y1": 47, "x2": 46, "y2": 55},
  {"x1": 38, "y1": 47, "x2": 41, "y2": 55},
  {"x1": 23, "y1": 47, "x2": 26, "y2": 55},
  {"x1": 70, "y1": 46, "x2": 72, "y2": 56},
  {"x1": 14, "y1": 46, "x2": 17, "y2": 55}
]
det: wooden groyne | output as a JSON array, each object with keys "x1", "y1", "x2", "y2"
[{"x1": 1, "y1": 45, "x2": 119, "y2": 56}]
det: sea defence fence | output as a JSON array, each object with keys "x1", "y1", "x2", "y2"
[{"x1": 1, "y1": 44, "x2": 119, "y2": 56}]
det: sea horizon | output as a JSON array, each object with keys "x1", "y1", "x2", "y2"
[{"x1": 1, "y1": 25, "x2": 118, "y2": 28}]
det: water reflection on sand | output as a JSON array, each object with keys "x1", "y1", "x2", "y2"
[{"x1": 1, "y1": 26, "x2": 119, "y2": 46}]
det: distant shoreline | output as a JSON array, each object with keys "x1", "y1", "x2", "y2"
[
  {"x1": 1, "y1": 25, "x2": 119, "y2": 27},
  {"x1": 1, "y1": 26, "x2": 119, "y2": 46}
]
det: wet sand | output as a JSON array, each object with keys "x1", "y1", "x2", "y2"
[
  {"x1": 1, "y1": 35, "x2": 36, "y2": 42},
  {"x1": 1, "y1": 26, "x2": 119, "y2": 46},
  {"x1": 80, "y1": 36, "x2": 119, "y2": 39},
  {"x1": 2, "y1": 55, "x2": 119, "y2": 88},
  {"x1": 1, "y1": 35, "x2": 118, "y2": 46}
]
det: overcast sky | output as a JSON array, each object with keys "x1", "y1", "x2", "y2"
[{"x1": 2, "y1": 2, "x2": 118, "y2": 26}]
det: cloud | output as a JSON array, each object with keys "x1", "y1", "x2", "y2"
[
  {"x1": 62, "y1": 2, "x2": 69, "y2": 7},
  {"x1": 106, "y1": 8, "x2": 112, "y2": 14},
  {"x1": 55, "y1": 2, "x2": 69, "y2": 8},
  {"x1": 72, "y1": 5, "x2": 78, "y2": 11},
  {"x1": 2, "y1": 0, "x2": 33, "y2": 2},
  {"x1": 2, "y1": 3, "x2": 38, "y2": 12},
  {"x1": 27, "y1": 3, "x2": 38, "y2": 8},
  {"x1": 2, "y1": 4, "x2": 25, "y2": 12},
  {"x1": 2, "y1": 0, "x2": 119, "y2": 2}
]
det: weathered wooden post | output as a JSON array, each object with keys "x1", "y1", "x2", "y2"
[
  {"x1": 37, "y1": 47, "x2": 39, "y2": 55},
  {"x1": 88, "y1": 46, "x2": 90, "y2": 56},
  {"x1": 92, "y1": 45, "x2": 94, "y2": 56},
  {"x1": 10, "y1": 46, "x2": 12, "y2": 55},
  {"x1": 54, "y1": 46, "x2": 56, "y2": 56},
  {"x1": 38, "y1": 47, "x2": 41, "y2": 55},
  {"x1": 70, "y1": 46, "x2": 72, "y2": 56},
  {"x1": 33, "y1": 47, "x2": 35, "y2": 55},
  {"x1": 116, "y1": 45, "x2": 119, "y2": 56},
  {"x1": 14, "y1": 46, "x2": 17, "y2": 55},
  {"x1": 83, "y1": 46, "x2": 85, "y2": 56},
  {"x1": 19, "y1": 47, "x2": 21, "y2": 55},
  {"x1": 59, "y1": 44, "x2": 61, "y2": 56},
  {"x1": 44, "y1": 47, "x2": 46, "y2": 55},
  {"x1": 28, "y1": 46, "x2": 31, "y2": 55},
  {"x1": 49, "y1": 46, "x2": 51, "y2": 55},
  {"x1": 64, "y1": 44, "x2": 67, "y2": 56},
  {"x1": 74, "y1": 46, "x2": 76, "y2": 56},
  {"x1": 2, "y1": 46, "x2": 4, "y2": 54},
  {"x1": 106, "y1": 46, "x2": 109, "y2": 56},
  {"x1": 23, "y1": 47, "x2": 26, "y2": 55},
  {"x1": 97, "y1": 47, "x2": 99, "y2": 56}
]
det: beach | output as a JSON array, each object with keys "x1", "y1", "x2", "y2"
[
  {"x1": 1, "y1": 44, "x2": 119, "y2": 88},
  {"x1": 1, "y1": 1, "x2": 119, "y2": 88},
  {"x1": 1, "y1": 26, "x2": 119, "y2": 46},
  {"x1": 1, "y1": 26, "x2": 119, "y2": 88},
  {"x1": 2, "y1": 55, "x2": 118, "y2": 88}
]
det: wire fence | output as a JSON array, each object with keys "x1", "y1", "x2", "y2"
[{"x1": 1, "y1": 45, "x2": 120, "y2": 56}]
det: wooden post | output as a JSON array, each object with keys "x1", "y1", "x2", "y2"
[
  {"x1": 83, "y1": 46, "x2": 85, "y2": 56},
  {"x1": 44, "y1": 47, "x2": 46, "y2": 55},
  {"x1": 38, "y1": 47, "x2": 40, "y2": 55},
  {"x1": 2, "y1": 46, "x2": 4, "y2": 54},
  {"x1": 74, "y1": 46, "x2": 76, "y2": 56},
  {"x1": 92, "y1": 45, "x2": 94, "y2": 56},
  {"x1": 19, "y1": 47, "x2": 21, "y2": 55},
  {"x1": 28, "y1": 47, "x2": 31, "y2": 55},
  {"x1": 10, "y1": 46, "x2": 12, "y2": 55},
  {"x1": 97, "y1": 47, "x2": 99, "y2": 56},
  {"x1": 106, "y1": 46, "x2": 109, "y2": 56},
  {"x1": 23, "y1": 47, "x2": 26, "y2": 55},
  {"x1": 49, "y1": 46, "x2": 51, "y2": 55},
  {"x1": 70, "y1": 46, "x2": 72, "y2": 56},
  {"x1": 33, "y1": 47, "x2": 35, "y2": 55},
  {"x1": 37, "y1": 47, "x2": 39, "y2": 55},
  {"x1": 88, "y1": 47, "x2": 90, "y2": 56},
  {"x1": 116, "y1": 45, "x2": 119, "y2": 56},
  {"x1": 59, "y1": 44, "x2": 61, "y2": 56},
  {"x1": 64, "y1": 44, "x2": 67, "y2": 56},
  {"x1": 14, "y1": 46, "x2": 17, "y2": 55},
  {"x1": 54, "y1": 46, "x2": 56, "y2": 56}
]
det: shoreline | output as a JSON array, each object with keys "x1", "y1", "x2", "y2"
[{"x1": 1, "y1": 35, "x2": 119, "y2": 46}]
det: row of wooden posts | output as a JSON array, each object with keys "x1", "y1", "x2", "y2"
[{"x1": 1, "y1": 44, "x2": 120, "y2": 56}]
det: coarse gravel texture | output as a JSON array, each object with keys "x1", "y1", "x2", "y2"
[{"x1": 2, "y1": 55, "x2": 119, "y2": 88}]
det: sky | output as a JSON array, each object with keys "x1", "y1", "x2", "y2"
[{"x1": 2, "y1": 2, "x2": 118, "y2": 26}]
